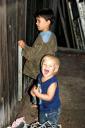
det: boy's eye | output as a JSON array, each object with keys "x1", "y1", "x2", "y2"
[
  {"x1": 36, "y1": 19, "x2": 40, "y2": 23},
  {"x1": 49, "y1": 65, "x2": 53, "y2": 68},
  {"x1": 48, "y1": 65, "x2": 53, "y2": 68},
  {"x1": 43, "y1": 63, "x2": 46, "y2": 66},
  {"x1": 43, "y1": 63, "x2": 53, "y2": 68}
]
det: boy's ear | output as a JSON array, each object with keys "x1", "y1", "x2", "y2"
[
  {"x1": 47, "y1": 20, "x2": 51, "y2": 25},
  {"x1": 54, "y1": 65, "x2": 59, "y2": 74}
]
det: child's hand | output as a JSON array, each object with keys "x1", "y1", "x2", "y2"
[
  {"x1": 18, "y1": 40, "x2": 25, "y2": 48},
  {"x1": 30, "y1": 86, "x2": 37, "y2": 96},
  {"x1": 30, "y1": 89, "x2": 35, "y2": 97},
  {"x1": 32, "y1": 86, "x2": 39, "y2": 96}
]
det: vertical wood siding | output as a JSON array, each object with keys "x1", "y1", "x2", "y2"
[{"x1": 0, "y1": 0, "x2": 26, "y2": 127}]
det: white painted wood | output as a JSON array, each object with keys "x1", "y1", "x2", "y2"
[{"x1": 18, "y1": 46, "x2": 22, "y2": 101}]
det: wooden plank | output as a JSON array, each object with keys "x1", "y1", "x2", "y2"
[
  {"x1": 18, "y1": 46, "x2": 22, "y2": 101},
  {"x1": 0, "y1": 0, "x2": 27, "y2": 127},
  {"x1": 58, "y1": 0, "x2": 70, "y2": 48},
  {"x1": 0, "y1": 0, "x2": 9, "y2": 126},
  {"x1": 17, "y1": 0, "x2": 27, "y2": 100},
  {"x1": 0, "y1": 98, "x2": 4, "y2": 127},
  {"x1": 58, "y1": 46, "x2": 85, "y2": 53}
]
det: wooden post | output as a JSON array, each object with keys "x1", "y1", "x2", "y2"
[
  {"x1": 58, "y1": 0, "x2": 70, "y2": 48},
  {"x1": 18, "y1": 46, "x2": 22, "y2": 101}
]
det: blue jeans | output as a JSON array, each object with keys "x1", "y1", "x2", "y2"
[{"x1": 39, "y1": 107, "x2": 61, "y2": 128}]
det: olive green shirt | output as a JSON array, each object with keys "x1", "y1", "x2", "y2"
[{"x1": 22, "y1": 32, "x2": 57, "y2": 79}]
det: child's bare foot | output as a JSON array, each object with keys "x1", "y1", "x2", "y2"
[
  {"x1": 31, "y1": 104, "x2": 38, "y2": 108},
  {"x1": 34, "y1": 117, "x2": 38, "y2": 122}
]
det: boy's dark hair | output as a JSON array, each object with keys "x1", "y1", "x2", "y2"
[{"x1": 34, "y1": 8, "x2": 55, "y2": 24}]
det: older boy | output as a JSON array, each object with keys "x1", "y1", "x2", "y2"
[{"x1": 18, "y1": 8, "x2": 57, "y2": 106}]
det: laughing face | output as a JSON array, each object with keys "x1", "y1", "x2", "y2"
[{"x1": 41, "y1": 56, "x2": 58, "y2": 79}]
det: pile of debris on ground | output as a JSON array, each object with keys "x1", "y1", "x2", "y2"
[{"x1": 7, "y1": 117, "x2": 62, "y2": 128}]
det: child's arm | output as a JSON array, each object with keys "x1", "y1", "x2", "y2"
[
  {"x1": 32, "y1": 82, "x2": 57, "y2": 101},
  {"x1": 18, "y1": 39, "x2": 42, "y2": 61},
  {"x1": 30, "y1": 86, "x2": 37, "y2": 97}
]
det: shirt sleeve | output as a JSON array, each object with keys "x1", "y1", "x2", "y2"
[{"x1": 22, "y1": 35, "x2": 45, "y2": 61}]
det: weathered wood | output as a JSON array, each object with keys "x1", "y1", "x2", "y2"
[
  {"x1": 66, "y1": 0, "x2": 77, "y2": 48},
  {"x1": 0, "y1": 0, "x2": 27, "y2": 127},
  {"x1": 58, "y1": 0, "x2": 70, "y2": 48},
  {"x1": 18, "y1": 46, "x2": 22, "y2": 101},
  {"x1": 0, "y1": 0, "x2": 9, "y2": 126},
  {"x1": 58, "y1": 46, "x2": 85, "y2": 54}
]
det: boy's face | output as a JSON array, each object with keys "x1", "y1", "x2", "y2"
[
  {"x1": 41, "y1": 57, "x2": 58, "y2": 78},
  {"x1": 36, "y1": 16, "x2": 50, "y2": 32}
]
